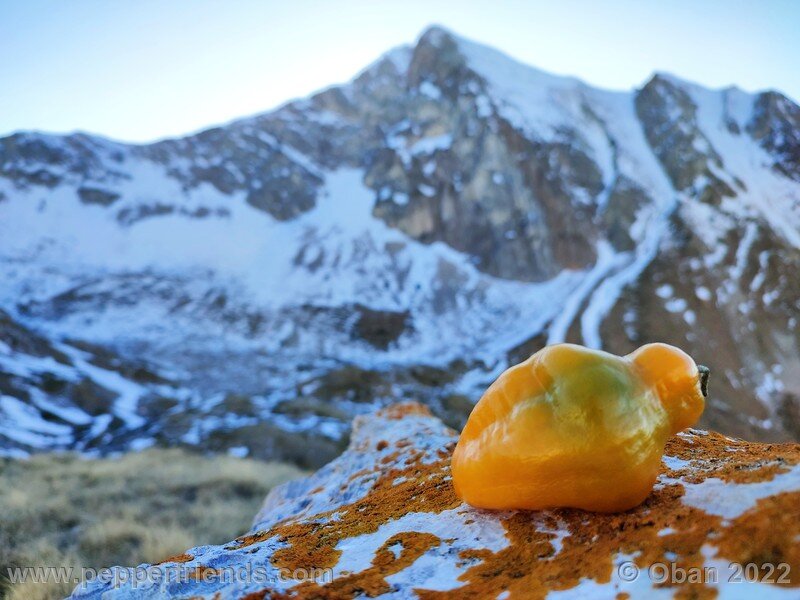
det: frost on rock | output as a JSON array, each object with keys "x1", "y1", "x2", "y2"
[{"x1": 70, "y1": 404, "x2": 800, "y2": 599}]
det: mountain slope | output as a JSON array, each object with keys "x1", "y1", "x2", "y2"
[{"x1": 1, "y1": 26, "x2": 799, "y2": 458}]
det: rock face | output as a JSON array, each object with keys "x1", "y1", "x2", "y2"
[
  {"x1": 2, "y1": 25, "x2": 800, "y2": 460},
  {"x1": 70, "y1": 403, "x2": 800, "y2": 599}
]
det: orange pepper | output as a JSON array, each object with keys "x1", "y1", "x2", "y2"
[{"x1": 451, "y1": 343, "x2": 708, "y2": 513}]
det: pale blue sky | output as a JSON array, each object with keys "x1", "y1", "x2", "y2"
[{"x1": 1, "y1": 0, "x2": 797, "y2": 143}]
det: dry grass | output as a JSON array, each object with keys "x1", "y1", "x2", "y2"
[{"x1": 0, "y1": 448, "x2": 304, "y2": 599}]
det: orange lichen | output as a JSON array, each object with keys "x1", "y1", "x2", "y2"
[
  {"x1": 267, "y1": 454, "x2": 458, "y2": 573},
  {"x1": 664, "y1": 432, "x2": 800, "y2": 484},
  {"x1": 189, "y1": 566, "x2": 221, "y2": 581},
  {"x1": 229, "y1": 529, "x2": 274, "y2": 551},
  {"x1": 452, "y1": 343, "x2": 707, "y2": 512},
  {"x1": 714, "y1": 490, "x2": 800, "y2": 582},
  {"x1": 378, "y1": 403, "x2": 435, "y2": 420},
  {"x1": 344, "y1": 468, "x2": 373, "y2": 483},
  {"x1": 419, "y1": 484, "x2": 722, "y2": 599},
  {"x1": 216, "y1": 437, "x2": 457, "y2": 597},
  {"x1": 156, "y1": 552, "x2": 194, "y2": 565},
  {"x1": 290, "y1": 532, "x2": 441, "y2": 598}
]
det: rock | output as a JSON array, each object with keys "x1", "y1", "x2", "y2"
[
  {"x1": 69, "y1": 403, "x2": 800, "y2": 599},
  {"x1": 635, "y1": 74, "x2": 737, "y2": 202},
  {"x1": 367, "y1": 29, "x2": 602, "y2": 282},
  {"x1": 748, "y1": 91, "x2": 800, "y2": 181},
  {"x1": 77, "y1": 186, "x2": 121, "y2": 206},
  {"x1": 352, "y1": 304, "x2": 411, "y2": 349}
]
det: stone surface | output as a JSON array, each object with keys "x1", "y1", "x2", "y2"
[{"x1": 70, "y1": 403, "x2": 800, "y2": 599}]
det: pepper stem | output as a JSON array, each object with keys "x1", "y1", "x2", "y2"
[{"x1": 697, "y1": 365, "x2": 710, "y2": 398}]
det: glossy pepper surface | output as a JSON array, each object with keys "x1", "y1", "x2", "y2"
[{"x1": 451, "y1": 343, "x2": 708, "y2": 513}]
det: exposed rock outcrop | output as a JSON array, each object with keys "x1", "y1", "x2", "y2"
[
  {"x1": 748, "y1": 90, "x2": 800, "y2": 181},
  {"x1": 70, "y1": 403, "x2": 800, "y2": 599}
]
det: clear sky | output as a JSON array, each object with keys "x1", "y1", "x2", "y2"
[{"x1": 1, "y1": 0, "x2": 797, "y2": 143}]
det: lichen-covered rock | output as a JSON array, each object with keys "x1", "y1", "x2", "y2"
[{"x1": 70, "y1": 403, "x2": 799, "y2": 599}]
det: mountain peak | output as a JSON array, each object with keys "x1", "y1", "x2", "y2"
[
  {"x1": 356, "y1": 25, "x2": 462, "y2": 83},
  {"x1": 416, "y1": 24, "x2": 455, "y2": 47}
]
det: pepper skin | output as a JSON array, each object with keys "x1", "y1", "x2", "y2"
[{"x1": 451, "y1": 343, "x2": 708, "y2": 513}]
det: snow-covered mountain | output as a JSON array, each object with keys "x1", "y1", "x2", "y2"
[{"x1": 1, "y1": 26, "x2": 799, "y2": 462}]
